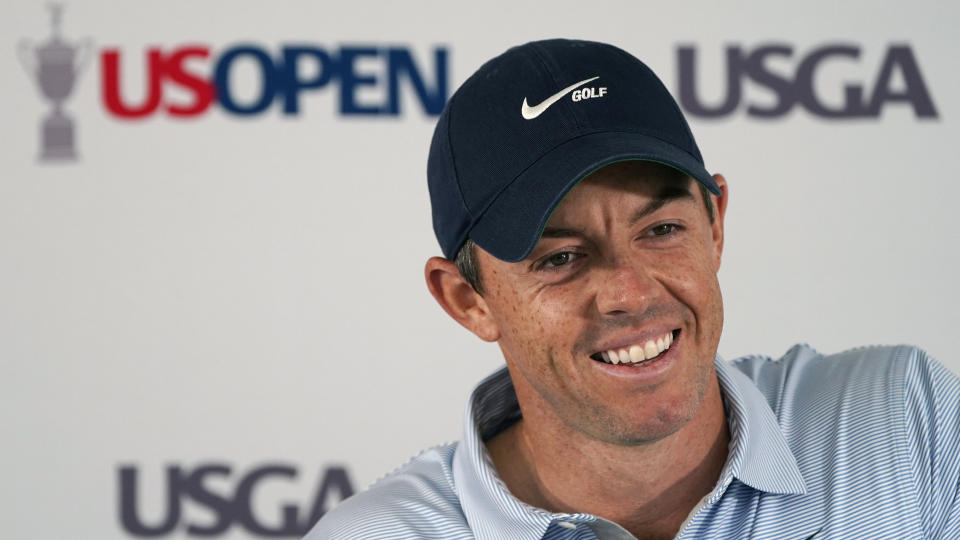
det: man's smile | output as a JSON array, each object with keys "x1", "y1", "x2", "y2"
[{"x1": 590, "y1": 329, "x2": 678, "y2": 365}]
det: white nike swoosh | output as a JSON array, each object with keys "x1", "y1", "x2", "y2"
[{"x1": 521, "y1": 76, "x2": 600, "y2": 120}]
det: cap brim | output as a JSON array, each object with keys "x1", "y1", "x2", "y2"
[{"x1": 469, "y1": 130, "x2": 719, "y2": 262}]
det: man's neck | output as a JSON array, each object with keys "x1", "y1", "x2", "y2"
[{"x1": 485, "y1": 379, "x2": 729, "y2": 540}]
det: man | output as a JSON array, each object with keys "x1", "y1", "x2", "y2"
[{"x1": 306, "y1": 39, "x2": 960, "y2": 539}]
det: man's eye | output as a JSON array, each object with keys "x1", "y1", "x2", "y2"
[
  {"x1": 650, "y1": 223, "x2": 682, "y2": 236},
  {"x1": 541, "y1": 251, "x2": 578, "y2": 269}
]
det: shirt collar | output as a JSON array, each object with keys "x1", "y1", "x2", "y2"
[
  {"x1": 452, "y1": 358, "x2": 806, "y2": 540},
  {"x1": 712, "y1": 358, "x2": 807, "y2": 498},
  {"x1": 452, "y1": 367, "x2": 571, "y2": 540}
]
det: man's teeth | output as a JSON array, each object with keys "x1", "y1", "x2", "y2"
[{"x1": 601, "y1": 332, "x2": 674, "y2": 365}]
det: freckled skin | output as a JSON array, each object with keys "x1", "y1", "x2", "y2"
[{"x1": 481, "y1": 161, "x2": 726, "y2": 445}]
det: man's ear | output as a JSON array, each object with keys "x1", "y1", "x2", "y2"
[
  {"x1": 710, "y1": 173, "x2": 729, "y2": 269},
  {"x1": 424, "y1": 257, "x2": 500, "y2": 342}
]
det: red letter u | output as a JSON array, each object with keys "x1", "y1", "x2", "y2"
[{"x1": 101, "y1": 48, "x2": 163, "y2": 118}]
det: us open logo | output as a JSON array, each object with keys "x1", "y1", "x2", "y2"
[{"x1": 16, "y1": 5, "x2": 451, "y2": 163}]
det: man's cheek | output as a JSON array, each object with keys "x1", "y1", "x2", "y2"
[
  {"x1": 663, "y1": 271, "x2": 712, "y2": 315},
  {"x1": 666, "y1": 249, "x2": 717, "y2": 284}
]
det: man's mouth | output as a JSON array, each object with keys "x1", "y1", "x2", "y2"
[{"x1": 589, "y1": 330, "x2": 678, "y2": 366}]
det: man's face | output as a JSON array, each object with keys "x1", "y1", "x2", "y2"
[{"x1": 476, "y1": 161, "x2": 726, "y2": 445}]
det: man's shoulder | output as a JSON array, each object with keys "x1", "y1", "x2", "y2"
[
  {"x1": 731, "y1": 342, "x2": 936, "y2": 400},
  {"x1": 729, "y1": 342, "x2": 958, "y2": 440},
  {"x1": 304, "y1": 442, "x2": 473, "y2": 540},
  {"x1": 730, "y1": 344, "x2": 960, "y2": 537},
  {"x1": 726, "y1": 343, "x2": 957, "y2": 429}
]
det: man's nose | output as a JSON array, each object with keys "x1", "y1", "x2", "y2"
[{"x1": 594, "y1": 258, "x2": 659, "y2": 317}]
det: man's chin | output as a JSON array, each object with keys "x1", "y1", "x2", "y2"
[{"x1": 578, "y1": 401, "x2": 701, "y2": 447}]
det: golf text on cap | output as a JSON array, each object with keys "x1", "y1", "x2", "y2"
[{"x1": 521, "y1": 76, "x2": 605, "y2": 119}]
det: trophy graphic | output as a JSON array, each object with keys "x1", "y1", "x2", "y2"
[{"x1": 18, "y1": 4, "x2": 92, "y2": 162}]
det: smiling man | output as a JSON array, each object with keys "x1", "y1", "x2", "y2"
[
  {"x1": 306, "y1": 39, "x2": 960, "y2": 539},
  {"x1": 468, "y1": 161, "x2": 730, "y2": 538}
]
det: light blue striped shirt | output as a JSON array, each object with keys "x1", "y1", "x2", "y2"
[{"x1": 306, "y1": 345, "x2": 960, "y2": 539}]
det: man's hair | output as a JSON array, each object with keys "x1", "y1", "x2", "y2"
[
  {"x1": 455, "y1": 237, "x2": 486, "y2": 295},
  {"x1": 454, "y1": 181, "x2": 715, "y2": 295}
]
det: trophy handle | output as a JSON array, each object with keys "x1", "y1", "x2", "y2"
[
  {"x1": 74, "y1": 38, "x2": 94, "y2": 79},
  {"x1": 16, "y1": 38, "x2": 37, "y2": 80}
]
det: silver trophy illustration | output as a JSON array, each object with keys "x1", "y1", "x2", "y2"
[{"x1": 18, "y1": 4, "x2": 92, "y2": 162}]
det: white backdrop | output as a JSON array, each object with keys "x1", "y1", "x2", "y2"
[{"x1": 2, "y1": 1, "x2": 958, "y2": 538}]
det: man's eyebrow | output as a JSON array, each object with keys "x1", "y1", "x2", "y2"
[
  {"x1": 629, "y1": 185, "x2": 695, "y2": 224},
  {"x1": 540, "y1": 226, "x2": 585, "y2": 239}
]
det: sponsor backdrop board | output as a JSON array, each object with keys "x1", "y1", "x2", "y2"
[{"x1": 2, "y1": 0, "x2": 958, "y2": 538}]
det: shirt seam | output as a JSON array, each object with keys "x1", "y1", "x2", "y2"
[{"x1": 894, "y1": 346, "x2": 929, "y2": 537}]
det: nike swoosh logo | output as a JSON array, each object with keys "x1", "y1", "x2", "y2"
[{"x1": 521, "y1": 76, "x2": 599, "y2": 120}]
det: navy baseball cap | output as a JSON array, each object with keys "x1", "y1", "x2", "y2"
[{"x1": 427, "y1": 38, "x2": 719, "y2": 263}]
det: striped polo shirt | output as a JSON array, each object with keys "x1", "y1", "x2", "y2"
[{"x1": 306, "y1": 344, "x2": 960, "y2": 539}]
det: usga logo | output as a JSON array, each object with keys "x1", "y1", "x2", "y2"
[
  {"x1": 117, "y1": 463, "x2": 354, "y2": 537},
  {"x1": 677, "y1": 43, "x2": 938, "y2": 118}
]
